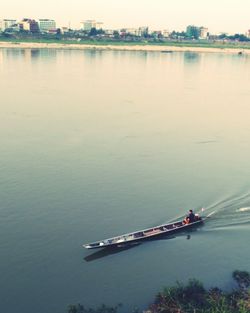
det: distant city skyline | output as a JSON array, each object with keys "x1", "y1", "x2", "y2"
[{"x1": 2, "y1": 0, "x2": 250, "y2": 34}]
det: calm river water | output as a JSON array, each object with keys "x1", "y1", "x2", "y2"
[{"x1": 0, "y1": 48, "x2": 250, "y2": 313}]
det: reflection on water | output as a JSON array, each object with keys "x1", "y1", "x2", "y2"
[
  {"x1": 0, "y1": 48, "x2": 57, "y2": 62},
  {"x1": 184, "y1": 52, "x2": 200, "y2": 63},
  {"x1": 84, "y1": 244, "x2": 141, "y2": 262},
  {"x1": 84, "y1": 233, "x2": 194, "y2": 262},
  {"x1": 30, "y1": 48, "x2": 57, "y2": 60}
]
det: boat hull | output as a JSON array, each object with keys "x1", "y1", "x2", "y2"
[{"x1": 83, "y1": 219, "x2": 203, "y2": 249}]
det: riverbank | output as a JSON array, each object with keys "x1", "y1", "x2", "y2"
[
  {"x1": 67, "y1": 270, "x2": 250, "y2": 313},
  {"x1": 0, "y1": 40, "x2": 250, "y2": 54}
]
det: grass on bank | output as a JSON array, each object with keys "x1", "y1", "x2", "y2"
[
  {"x1": 67, "y1": 270, "x2": 250, "y2": 313},
  {"x1": 1, "y1": 37, "x2": 250, "y2": 50}
]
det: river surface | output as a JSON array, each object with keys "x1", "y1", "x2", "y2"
[{"x1": 0, "y1": 48, "x2": 250, "y2": 313}]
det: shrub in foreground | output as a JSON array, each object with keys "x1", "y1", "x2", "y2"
[{"x1": 67, "y1": 271, "x2": 250, "y2": 313}]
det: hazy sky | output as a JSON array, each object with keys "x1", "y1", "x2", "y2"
[{"x1": 2, "y1": 0, "x2": 250, "y2": 34}]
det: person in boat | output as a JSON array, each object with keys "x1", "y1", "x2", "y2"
[{"x1": 183, "y1": 209, "x2": 196, "y2": 224}]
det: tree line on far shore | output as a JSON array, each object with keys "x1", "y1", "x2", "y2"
[{"x1": 1, "y1": 27, "x2": 250, "y2": 43}]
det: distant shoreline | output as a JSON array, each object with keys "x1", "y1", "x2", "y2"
[{"x1": 0, "y1": 41, "x2": 249, "y2": 54}]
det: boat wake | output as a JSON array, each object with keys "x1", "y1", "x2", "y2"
[
  {"x1": 236, "y1": 207, "x2": 250, "y2": 212},
  {"x1": 84, "y1": 190, "x2": 250, "y2": 260},
  {"x1": 202, "y1": 190, "x2": 250, "y2": 231}
]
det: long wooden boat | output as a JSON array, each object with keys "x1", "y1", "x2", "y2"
[{"x1": 83, "y1": 216, "x2": 205, "y2": 249}]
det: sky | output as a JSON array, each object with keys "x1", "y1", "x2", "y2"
[{"x1": 1, "y1": 0, "x2": 250, "y2": 34}]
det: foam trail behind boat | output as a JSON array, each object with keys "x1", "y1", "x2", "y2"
[
  {"x1": 206, "y1": 210, "x2": 217, "y2": 218},
  {"x1": 237, "y1": 207, "x2": 250, "y2": 212}
]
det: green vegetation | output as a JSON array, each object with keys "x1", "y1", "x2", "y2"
[
  {"x1": 67, "y1": 271, "x2": 250, "y2": 313},
  {"x1": 67, "y1": 304, "x2": 122, "y2": 313},
  {"x1": 150, "y1": 271, "x2": 250, "y2": 313},
  {"x1": 1, "y1": 37, "x2": 250, "y2": 50},
  {"x1": 218, "y1": 33, "x2": 249, "y2": 42},
  {"x1": 1, "y1": 31, "x2": 250, "y2": 50}
]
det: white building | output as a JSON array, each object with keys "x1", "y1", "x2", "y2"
[
  {"x1": 19, "y1": 19, "x2": 39, "y2": 33},
  {"x1": 162, "y1": 29, "x2": 170, "y2": 38},
  {"x1": 61, "y1": 27, "x2": 69, "y2": 34},
  {"x1": 38, "y1": 19, "x2": 56, "y2": 32},
  {"x1": 138, "y1": 26, "x2": 149, "y2": 37},
  {"x1": 95, "y1": 22, "x2": 103, "y2": 30},
  {"x1": 104, "y1": 29, "x2": 114, "y2": 36},
  {"x1": 20, "y1": 20, "x2": 31, "y2": 31},
  {"x1": 122, "y1": 28, "x2": 140, "y2": 36},
  {"x1": 199, "y1": 27, "x2": 209, "y2": 39},
  {"x1": 0, "y1": 19, "x2": 17, "y2": 31},
  {"x1": 80, "y1": 20, "x2": 103, "y2": 31}
]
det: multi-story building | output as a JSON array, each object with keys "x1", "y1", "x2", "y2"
[
  {"x1": 186, "y1": 25, "x2": 209, "y2": 40},
  {"x1": 186, "y1": 25, "x2": 200, "y2": 39},
  {"x1": 104, "y1": 29, "x2": 115, "y2": 36},
  {"x1": 246, "y1": 30, "x2": 250, "y2": 38},
  {"x1": 162, "y1": 29, "x2": 170, "y2": 38},
  {"x1": 61, "y1": 27, "x2": 69, "y2": 34},
  {"x1": 123, "y1": 28, "x2": 140, "y2": 36},
  {"x1": 80, "y1": 20, "x2": 103, "y2": 31},
  {"x1": 81, "y1": 20, "x2": 94, "y2": 31},
  {"x1": 95, "y1": 22, "x2": 103, "y2": 30},
  {"x1": 0, "y1": 19, "x2": 17, "y2": 31},
  {"x1": 200, "y1": 27, "x2": 209, "y2": 39},
  {"x1": 138, "y1": 26, "x2": 149, "y2": 37},
  {"x1": 119, "y1": 27, "x2": 150, "y2": 37},
  {"x1": 19, "y1": 19, "x2": 30, "y2": 31},
  {"x1": 19, "y1": 19, "x2": 39, "y2": 33},
  {"x1": 38, "y1": 19, "x2": 56, "y2": 32}
]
